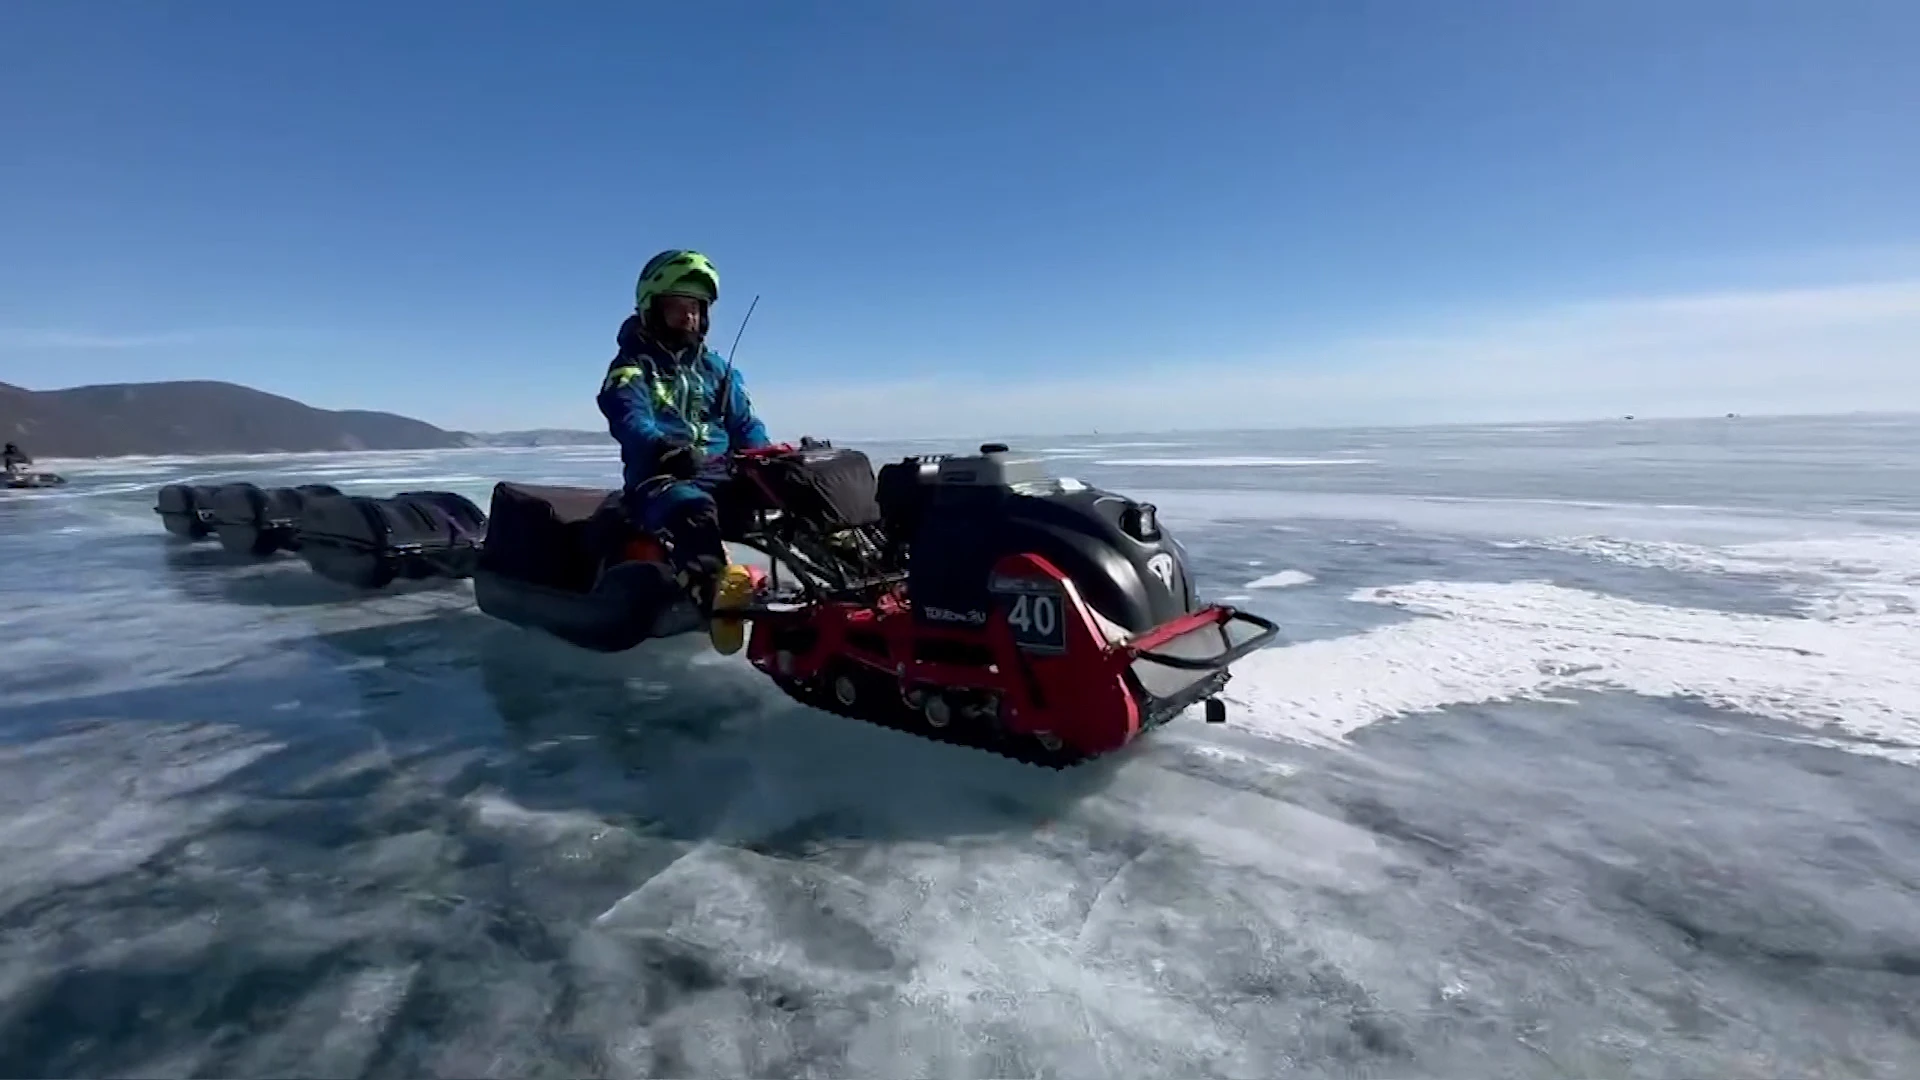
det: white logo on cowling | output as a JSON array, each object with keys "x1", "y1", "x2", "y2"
[{"x1": 1147, "y1": 553, "x2": 1176, "y2": 590}]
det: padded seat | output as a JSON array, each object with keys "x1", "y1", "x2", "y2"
[{"x1": 477, "y1": 483, "x2": 630, "y2": 593}]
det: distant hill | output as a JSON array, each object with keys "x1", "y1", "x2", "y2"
[
  {"x1": 0, "y1": 380, "x2": 469, "y2": 458},
  {"x1": 459, "y1": 428, "x2": 609, "y2": 447}
]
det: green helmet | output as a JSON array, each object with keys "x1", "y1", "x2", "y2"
[{"x1": 634, "y1": 249, "x2": 719, "y2": 312}]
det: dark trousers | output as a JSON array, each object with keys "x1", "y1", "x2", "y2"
[{"x1": 622, "y1": 462, "x2": 756, "y2": 575}]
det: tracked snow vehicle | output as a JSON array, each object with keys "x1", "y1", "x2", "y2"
[
  {"x1": 728, "y1": 441, "x2": 1278, "y2": 765},
  {"x1": 152, "y1": 441, "x2": 1275, "y2": 765}
]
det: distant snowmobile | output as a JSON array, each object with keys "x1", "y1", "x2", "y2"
[
  {"x1": 2, "y1": 442, "x2": 65, "y2": 489},
  {"x1": 2, "y1": 473, "x2": 66, "y2": 489}
]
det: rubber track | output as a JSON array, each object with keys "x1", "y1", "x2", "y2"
[{"x1": 763, "y1": 666, "x2": 1088, "y2": 771}]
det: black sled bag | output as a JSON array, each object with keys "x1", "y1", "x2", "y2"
[
  {"x1": 752, "y1": 447, "x2": 880, "y2": 530},
  {"x1": 478, "y1": 482, "x2": 629, "y2": 593}
]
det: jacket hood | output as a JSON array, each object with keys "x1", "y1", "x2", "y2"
[
  {"x1": 615, "y1": 313, "x2": 705, "y2": 368},
  {"x1": 616, "y1": 314, "x2": 648, "y2": 354}
]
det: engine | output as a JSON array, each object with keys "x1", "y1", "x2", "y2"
[{"x1": 876, "y1": 443, "x2": 1198, "y2": 635}]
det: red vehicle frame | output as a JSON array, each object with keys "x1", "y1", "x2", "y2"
[{"x1": 722, "y1": 445, "x2": 1278, "y2": 762}]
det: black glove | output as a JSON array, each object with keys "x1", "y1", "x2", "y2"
[{"x1": 657, "y1": 442, "x2": 702, "y2": 481}]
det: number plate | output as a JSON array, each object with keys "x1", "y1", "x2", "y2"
[{"x1": 993, "y1": 583, "x2": 1068, "y2": 654}]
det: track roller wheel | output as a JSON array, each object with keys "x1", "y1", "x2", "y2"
[{"x1": 923, "y1": 695, "x2": 953, "y2": 728}]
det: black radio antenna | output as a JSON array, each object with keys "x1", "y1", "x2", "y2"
[{"x1": 715, "y1": 293, "x2": 760, "y2": 411}]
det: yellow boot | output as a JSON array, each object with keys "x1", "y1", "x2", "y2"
[{"x1": 708, "y1": 561, "x2": 757, "y2": 655}]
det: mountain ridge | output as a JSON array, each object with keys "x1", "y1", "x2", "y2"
[{"x1": 0, "y1": 379, "x2": 478, "y2": 458}]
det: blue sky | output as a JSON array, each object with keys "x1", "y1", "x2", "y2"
[{"x1": 2, "y1": 0, "x2": 1916, "y2": 437}]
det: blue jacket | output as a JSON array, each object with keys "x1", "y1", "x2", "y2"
[{"x1": 597, "y1": 330, "x2": 772, "y2": 496}]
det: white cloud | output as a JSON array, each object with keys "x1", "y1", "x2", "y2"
[{"x1": 749, "y1": 277, "x2": 1920, "y2": 439}]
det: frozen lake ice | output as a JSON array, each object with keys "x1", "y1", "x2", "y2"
[{"x1": 2, "y1": 413, "x2": 1919, "y2": 1077}]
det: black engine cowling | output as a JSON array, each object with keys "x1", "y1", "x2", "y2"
[{"x1": 880, "y1": 444, "x2": 1197, "y2": 634}]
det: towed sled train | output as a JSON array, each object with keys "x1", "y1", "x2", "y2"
[{"x1": 155, "y1": 441, "x2": 1276, "y2": 765}]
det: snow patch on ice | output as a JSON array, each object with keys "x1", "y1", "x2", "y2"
[
  {"x1": 1521, "y1": 532, "x2": 1920, "y2": 619},
  {"x1": 1178, "y1": 743, "x2": 1303, "y2": 776},
  {"x1": 1246, "y1": 569, "x2": 1315, "y2": 590},
  {"x1": 1519, "y1": 535, "x2": 1786, "y2": 577},
  {"x1": 1223, "y1": 532, "x2": 1920, "y2": 765}
]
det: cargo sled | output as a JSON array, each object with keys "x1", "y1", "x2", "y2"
[
  {"x1": 469, "y1": 483, "x2": 706, "y2": 651},
  {"x1": 207, "y1": 482, "x2": 343, "y2": 556},
  {"x1": 295, "y1": 489, "x2": 487, "y2": 588},
  {"x1": 157, "y1": 481, "x2": 332, "y2": 547}
]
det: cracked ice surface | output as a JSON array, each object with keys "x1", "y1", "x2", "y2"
[{"x1": 3, "y1": 416, "x2": 1920, "y2": 1077}]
